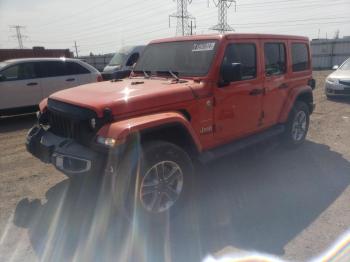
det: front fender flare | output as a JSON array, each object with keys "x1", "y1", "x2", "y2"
[{"x1": 96, "y1": 111, "x2": 202, "y2": 151}]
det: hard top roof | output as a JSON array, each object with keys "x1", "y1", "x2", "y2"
[{"x1": 150, "y1": 33, "x2": 309, "y2": 44}]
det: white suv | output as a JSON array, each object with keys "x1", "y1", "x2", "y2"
[{"x1": 0, "y1": 57, "x2": 102, "y2": 114}]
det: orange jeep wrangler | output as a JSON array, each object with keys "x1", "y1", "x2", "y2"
[{"x1": 27, "y1": 34, "x2": 315, "y2": 216}]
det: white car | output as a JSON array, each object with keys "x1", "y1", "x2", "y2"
[
  {"x1": 0, "y1": 57, "x2": 102, "y2": 114},
  {"x1": 325, "y1": 57, "x2": 350, "y2": 98}
]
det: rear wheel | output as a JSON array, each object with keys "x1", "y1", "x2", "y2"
[{"x1": 282, "y1": 101, "x2": 310, "y2": 148}]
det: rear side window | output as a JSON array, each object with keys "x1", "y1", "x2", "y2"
[
  {"x1": 65, "y1": 62, "x2": 90, "y2": 75},
  {"x1": 223, "y1": 43, "x2": 257, "y2": 81},
  {"x1": 291, "y1": 43, "x2": 309, "y2": 72},
  {"x1": 38, "y1": 61, "x2": 90, "y2": 77},
  {"x1": 39, "y1": 61, "x2": 66, "y2": 77},
  {"x1": 264, "y1": 43, "x2": 286, "y2": 76},
  {"x1": 1, "y1": 63, "x2": 37, "y2": 81}
]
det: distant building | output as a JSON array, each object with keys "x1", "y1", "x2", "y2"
[
  {"x1": 311, "y1": 37, "x2": 350, "y2": 70},
  {"x1": 0, "y1": 47, "x2": 73, "y2": 61}
]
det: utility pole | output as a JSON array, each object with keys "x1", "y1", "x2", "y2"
[
  {"x1": 10, "y1": 25, "x2": 27, "y2": 49},
  {"x1": 209, "y1": 0, "x2": 237, "y2": 33},
  {"x1": 73, "y1": 41, "x2": 79, "y2": 58},
  {"x1": 169, "y1": 0, "x2": 196, "y2": 36}
]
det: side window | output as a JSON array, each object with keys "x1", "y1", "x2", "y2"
[
  {"x1": 291, "y1": 43, "x2": 309, "y2": 72},
  {"x1": 65, "y1": 62, "x2": 90, "y2": 75},
  {"x1": 126, "y1": 53, "x2": 140, "y2": 67},
  {"x1": 39, "y1": 61, "x2": 66, "y2": 77},
  {"x1": 264, "y1": 43, "x2": 286, "y2": 76},
  {"x1": 1, "y1": 63, "x2": 37, "y2": 81},
  {"x1": 1, "y1": 65, "x2": 19, "y2": 80},
  {"x1": 222, "y1": 43, "x2": 257, "y2": 81}
]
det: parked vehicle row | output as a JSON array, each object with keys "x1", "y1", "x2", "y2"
[{"x1": 0, "y1": 57, "x2": 102, "y2": 114}]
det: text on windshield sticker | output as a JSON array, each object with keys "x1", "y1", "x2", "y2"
[{"x1": 192, "y1": 42, "x2": 216, "y2": 52}]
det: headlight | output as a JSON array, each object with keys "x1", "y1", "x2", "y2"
[
  {"x1": 96, "y1": 136, "x2": 117, "y2": 147},
  {"x1": 326, "y1": 77, "x2": 338, "y2": 84}
]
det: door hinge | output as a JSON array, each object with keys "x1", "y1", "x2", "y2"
[{"x1": 258, "y1": 111, "x2": 265, "y2": 126}]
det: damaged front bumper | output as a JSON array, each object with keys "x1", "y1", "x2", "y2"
[{"x1": 26, "y1": 126, "x2": 105, "y2": 177}]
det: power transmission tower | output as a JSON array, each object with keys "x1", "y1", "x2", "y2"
[
  {"x1": 73, "y1": 41, "x2": 79, "y2": 58},
  {"x1": 209, "y1": 0, "x2": 237, "y2": 33},
  {"x1": 169, "y1": 0, "x2": 196, "y2": 36},
  {"x1": 10, "y1": 25, "x2": 27, "y2": 49}
]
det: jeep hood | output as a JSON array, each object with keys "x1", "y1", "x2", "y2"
[{"x1": 49, "y1": 78, "x2": 207, "y2": 117}]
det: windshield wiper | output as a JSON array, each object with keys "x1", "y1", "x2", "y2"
[
  {"x1": 132, "y1": 69, "x2": 150, "y2": 79},
  {"x1": 143, "y1": 70, "x2": 150, "y2": 79},
  {"x1": 168, "y1": 70, "x2": 179, "y2": 81}
]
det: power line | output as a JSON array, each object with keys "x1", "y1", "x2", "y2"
[
  {"x1": 169, "y1": 0, "x2": 196, "y2": 36},
  {"x1": 33, "y1": 1, "x2": 172, "y2": 33},
  {"x1": 73, "y1": 41, "x2": 80, "y2": 57},
  {"x1": 209, "y1": 0, "x2": 237, "y2": 33},
  {"x1": 10, "y1": 25, "x2": 27, "y2": 49}
]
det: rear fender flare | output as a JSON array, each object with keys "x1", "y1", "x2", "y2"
[{"x1": 278, "y1": 86, "x2": 313, "y2": 123}]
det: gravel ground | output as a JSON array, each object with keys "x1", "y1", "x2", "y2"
[{"x1": 0, "y1": 70, "x2": 350, "y2": 262}]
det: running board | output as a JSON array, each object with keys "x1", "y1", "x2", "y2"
[{"x1": 198, "y1": 124, "x2": 285, "y2": 163}]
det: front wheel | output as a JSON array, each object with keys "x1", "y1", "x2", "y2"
[
  {"x1": 124, "y1": 140, "x2": 194, "y2": 221},
  {"x1": 282, "y1": 101, "x2": 310, "y2": 148}
]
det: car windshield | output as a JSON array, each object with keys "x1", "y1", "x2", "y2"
[
  {"x1": 339, "y1": 58, "x2": 350, "y2": 70},
  {"x1": 0, "y1": 62, "x2": 9, "y2": 70},
  {"x1": 134, "y1": 40, "x2": 218, "y2": 77},
  {"x1": 108, "y1": 46, "x2": 133, "y2": 66}
]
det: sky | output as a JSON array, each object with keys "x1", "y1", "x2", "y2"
[{"x1": 0, "y1": 0, "x2": 350, "y2": 56}]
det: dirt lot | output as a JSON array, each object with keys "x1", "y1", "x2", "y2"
[{"x1": 0, "y1": 71, "x2": 350, "y2": 262}]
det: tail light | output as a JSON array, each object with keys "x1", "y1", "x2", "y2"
[{"x1": 97, "y1": 74, "x2": 103, "y2": 82}]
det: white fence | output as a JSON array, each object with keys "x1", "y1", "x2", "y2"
[{"x1": 311, "y1": 38, "x2": 350, "y2": 70}]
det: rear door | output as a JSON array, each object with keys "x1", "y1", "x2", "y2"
[
  {"x1": 39, "y1": 61, "x2": 79, "y2": 98},
  {"x1": 65, "y1": 61, "x2": 94, "y2": 85},
  {"x1": 261, "y1": 41, "x2": 289, "y2": 127},
  {"x1": 0, "y1": 62, "x2": 42, "y2": 110},
  {"x1": 213, "y1": 40, "x2": 264, "y2": 142}
]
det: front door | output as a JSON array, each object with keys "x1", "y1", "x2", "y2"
[
  {"x1": 214, "y1": 41, "x2": 264, "y2": 143},
  {"x1": 0, "y1": 62, "x2": 42, "y2": 110}
]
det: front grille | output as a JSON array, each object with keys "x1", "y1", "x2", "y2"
[
  {"x1": 48, "y1": 110, "x2": 83, "y2": 139},
  {"x1": 46, "y1": 99, "x2": 97, "y2": 143},
  {"x1": 339, "y1": 80, "x2": 350, "y2": 87}
]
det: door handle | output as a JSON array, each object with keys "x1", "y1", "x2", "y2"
[
  {"x1": 278, "y1": 83, "x2": 289, "y2": 89},
  {"x1": 249, "y1": 88, "x2": 264, "y2": 96},
  {"x1": 27, "y1": 82, "x2": 38, "y2": 86},
  {"x1": 66, "y1": 78, "x2": 75, "y2": 82}
]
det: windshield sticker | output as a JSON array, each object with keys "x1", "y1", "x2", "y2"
[{"x1": 192, "y1": 42, "x2": 216, "y2": 52}]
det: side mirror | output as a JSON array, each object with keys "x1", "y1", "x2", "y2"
[
  {"x1": 332, "y1": 65, "x2": 339, "y2": 70},
  {"x1": 220, "y1": 62, "x2": 242, "y2": 86}
]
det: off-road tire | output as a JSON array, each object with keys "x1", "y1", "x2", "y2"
[
  {"x1": 112, "y1": 140, "x2": 194, "y2": 222},
  {"x1": 282, "y1": 101, "x2": 310, "y2": 148}
]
